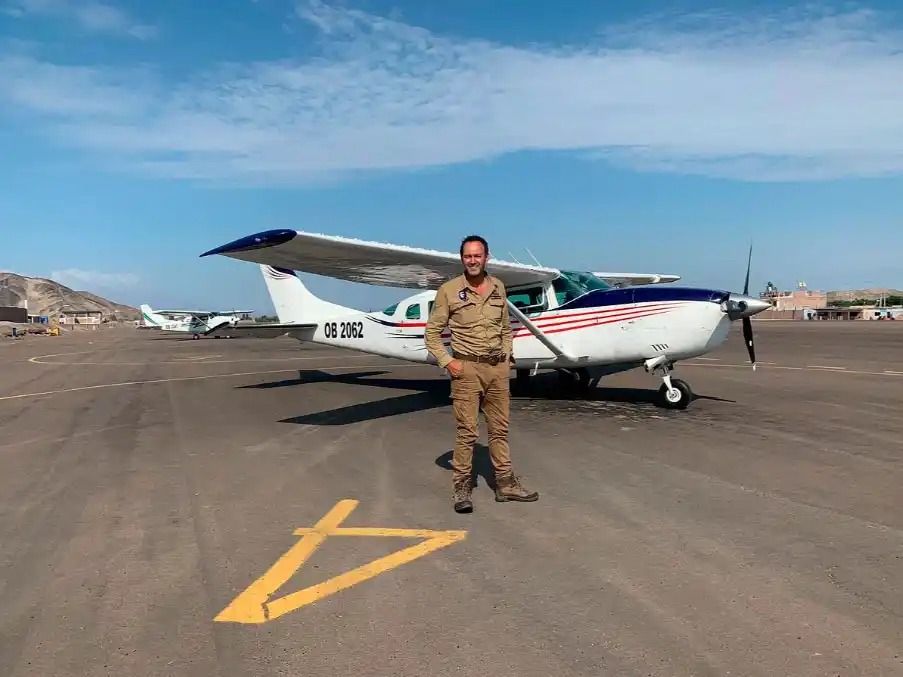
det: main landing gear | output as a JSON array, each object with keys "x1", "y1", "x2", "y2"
[
  {"x1": 513, "y1": 358, "x2": 693, "y2": 409},
  {"x1": 556, "y1": 367, "x2": 599, "y2": 393},
  {"x1": 512, "y1": 366, "x2": 600, "y2": 396},
  {"x1": 644, "y1": 356, "x2": 692, "y2": 409}
]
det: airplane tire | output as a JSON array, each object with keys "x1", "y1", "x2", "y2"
[{"x1": 658, "y1": 378, "x2": 692, "y2": 409}]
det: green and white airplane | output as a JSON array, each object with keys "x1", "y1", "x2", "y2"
[{"x1": 139, "y1": 304, "x2": 253, "y2": 339}]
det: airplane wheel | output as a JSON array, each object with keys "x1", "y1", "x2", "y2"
[{"x1": 658, "y1": 378, "x2": 692, "y2": 409}]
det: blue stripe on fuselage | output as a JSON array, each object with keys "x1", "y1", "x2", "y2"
[{"x1": 558, "y1": 286, "x2": 728, "y2": 311}]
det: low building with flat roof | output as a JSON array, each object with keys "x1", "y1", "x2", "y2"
[
  {"x1": 59, "y1": 309, "x2": 104, "y2": 326},
  {"x1": 0, "y1": 306, "x2": 28, "y2": 323}
]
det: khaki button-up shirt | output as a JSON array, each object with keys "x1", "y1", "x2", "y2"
[{"x1": 424, "y1": 273, "x2": 513, "y2": 368}]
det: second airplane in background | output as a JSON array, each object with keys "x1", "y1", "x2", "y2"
[{"x1": 140, "y1": 304, "x2": 253, "y2": 339}]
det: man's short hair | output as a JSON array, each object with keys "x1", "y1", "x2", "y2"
[{"x1": 460, "y1": 235, "x2": 489, "y2": 257}]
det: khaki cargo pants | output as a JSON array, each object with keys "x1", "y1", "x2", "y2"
[{"x1": 449, "y1": 359, "x2": 512, "y2": 486}]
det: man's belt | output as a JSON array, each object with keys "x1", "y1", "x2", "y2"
[{"x1": 453, "y1": 351, "x2": 507, "y2": 366}]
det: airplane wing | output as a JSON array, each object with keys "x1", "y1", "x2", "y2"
[
  {"x1": 154, "y1": 309, "x2": 217, "y2": 319},
  {"x1": 593, "y1": 272, "x2": 681, "y2": 287},
  {"x1": 199, "y1": 229, "x2": 560, "y2": 290}
]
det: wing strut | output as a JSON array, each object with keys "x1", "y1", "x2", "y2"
[{"x1": 505, "y1": 300, "x2": 576, "y2": 361}]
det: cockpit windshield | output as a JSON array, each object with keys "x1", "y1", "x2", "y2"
[{"x1": 552, "y1": 270, "x2": 615, "y2": 305}]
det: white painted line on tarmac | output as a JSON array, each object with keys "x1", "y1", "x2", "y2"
[
  {"x1": 0, "y1": 363, "x2": 424, "y2": 403},
  {"x1": 808, "y1": 365, "x2": 847, "y2": 370},
  {"x1": 683, "y1": 362, "x2": 899, "y2": 378},
  {"x1": 27, "y1": 353, "x2": 383, "y2": 366},
  {"x1": 0, "y1": 423, "x2": 141, "y2": 451}
]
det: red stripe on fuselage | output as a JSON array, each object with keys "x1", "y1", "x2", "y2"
[
  {"x1": 425, "y1": 308, "x2": 673, "y2": 344},
  {"x1": 387, "y1": 301, "x2": 686, "y2": 330},
  {"x1": 517, "y1": 308, "x2": 672, "y2": 337},
  {"x1": 515, "y1": 303, "x2": 681, "y2": 329}
]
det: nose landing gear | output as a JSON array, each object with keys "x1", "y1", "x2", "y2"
[{"x1": 645, "y1": 356, "x2": 693, "y2": 409}]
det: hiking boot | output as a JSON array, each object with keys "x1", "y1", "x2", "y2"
[
  {"x1": 494, "y1": 474, "x2": 539, "y2": 502},
  {"x1": 453, "y1": 480, "x2": 474, "y2": 513}
]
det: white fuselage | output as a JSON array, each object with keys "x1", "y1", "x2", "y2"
[
  {"x1": 257, "y1": 264, "x2": 744, "y2": 373},
  {"x1": 289, "y1": 292, "x2": 732, "y2": 370}
]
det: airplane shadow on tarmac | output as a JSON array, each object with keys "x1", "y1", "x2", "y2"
[{"x1": 237, "y1": 369, "x2": 734, "y2": 426}]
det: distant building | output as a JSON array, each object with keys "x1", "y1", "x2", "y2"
[
  {"x1": 59, "y1": 310, "x2": 103, "y2": 326},
  {"x1": 758, "y1": 280, "x2": 901, "y2": 320},
  {"x1": 0, "y1": 306, "x2": 27, "y2": 323},
  {"x1": 760, "y1": 281, "x2": 827, "y2": 311}
]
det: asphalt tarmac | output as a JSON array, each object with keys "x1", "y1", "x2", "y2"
[{"x1": 1, "y1": 321, "x2": 901, "y2": 677}]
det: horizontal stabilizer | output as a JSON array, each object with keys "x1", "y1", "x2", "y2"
[{"x1": 206, "y1": 322, "x2": 318, "y2": 339}]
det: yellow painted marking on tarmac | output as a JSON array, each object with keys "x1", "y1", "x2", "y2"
[
  {"x1": 214, "y1": 499, "x2": 467, "y2": 625},
  {"x1": 0, "y1": 363, "x2": 423, "y2": 403}
]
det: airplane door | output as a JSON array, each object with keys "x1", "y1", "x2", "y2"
[{"x1": 399, "y1": 300, "x2": 425, "y2": 353}]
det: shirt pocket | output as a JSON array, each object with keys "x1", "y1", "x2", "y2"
[
  {"x1": 449, "y1": 300, "x2": 481, "y2": 328},
  {"x1": 485, "y1": 297, "x2": 507, "y2": 325}
]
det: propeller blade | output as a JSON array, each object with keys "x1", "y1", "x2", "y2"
[
  {"x1": 743, "y1": 242, "x2": 752, "y2": 296},
  {"x1": 743, "y1": 316, "x2": 756, "y2": 369}
]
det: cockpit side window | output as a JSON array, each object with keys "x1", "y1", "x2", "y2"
[{"x1": 405, "y1": 303, "x2": 421, "y2": 320}]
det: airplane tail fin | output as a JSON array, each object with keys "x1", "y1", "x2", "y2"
[
  {"x1": 259, "y1": 265, "x2": 354, "y2": 323},
  {"x1": 140, "y1": 304, "x2": 164, "y2": 327}
]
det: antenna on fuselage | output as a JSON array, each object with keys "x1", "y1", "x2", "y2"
[{"x1": 524, "y1": 247, "x2": 542, "y2": 266}]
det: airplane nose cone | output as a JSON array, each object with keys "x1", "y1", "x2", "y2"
[{"x1": 726, "y1": 293, "x2": 772, "y2": 319}]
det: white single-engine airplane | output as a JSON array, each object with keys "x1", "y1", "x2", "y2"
[
  {"x1": 140, "y1": 304, "x2": 252, "y2": 339},
  {"x1": 199, "y1": 230, "x2": 770, "y2": 409}
]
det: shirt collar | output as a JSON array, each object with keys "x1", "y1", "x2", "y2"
[{"x1": 458, "y1": 272, "x2": 497, "y2": 291}]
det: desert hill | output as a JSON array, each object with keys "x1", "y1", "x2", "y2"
[{"x1": 0, "y1": 272, "x2": 139, "y2": 320}]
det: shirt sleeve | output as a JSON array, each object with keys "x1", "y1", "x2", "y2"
[{"x1": 425, "y1": 286, "x2": 453, "y2": 368}]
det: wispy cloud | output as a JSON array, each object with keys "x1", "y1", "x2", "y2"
[
  {"x1": 4, "y1": 0, "x2": 156, "y2": 39},
  {"x1": 1, "y1": 2, "x2": 902, "y2": 182},
  {"x1": 51, "y1": 268, "x2": 139, "y2": 289}
]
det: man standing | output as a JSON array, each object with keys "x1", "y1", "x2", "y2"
[{"x1": 425, "y1": 235, "x2": 539, "y2": 513}]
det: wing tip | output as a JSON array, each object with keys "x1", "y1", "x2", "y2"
[{"x1": 199, "y1": 229, "x2": 297, "y2": 258}]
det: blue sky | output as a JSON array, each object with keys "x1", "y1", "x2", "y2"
[{"x1": 1, "y1": 0, "x2": 902, "y2": 314}]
